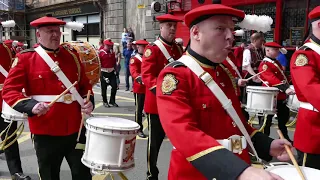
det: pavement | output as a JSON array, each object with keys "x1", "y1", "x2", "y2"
[{"x1": 0, "y1": 75, "x2": 297, "y2": 180}]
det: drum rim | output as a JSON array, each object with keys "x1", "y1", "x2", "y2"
[
  {"x1": 86, "y1": 117, "x2": 140, "y2": 131},
  {"x1": 246, "y1": 86, "x2": 279, "y2": 91},
  {"x1": 266, "y1": 165, "x2": 320, "y2": 175},
  {"x1": 81, "y1": 157, "x2": 135, "y2": 172}
]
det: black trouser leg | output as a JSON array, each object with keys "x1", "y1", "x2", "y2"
[
  {"x1": 33, "y1": 135, "x2": 65, "y2": 180},
  {"x1": 33, "y1": 132, "x2": 91, "y2": 180},
  {"x1": 135, "y1": 93, "x2": 145, "y2": 132},
  {"x1": 260, "y1": 115, "x2": 273, "y2": 136},
  {"x1": 147, "y1": 114, "x2": 166, "y2": 180},
  {"x1": 277, "y1": 100, "x2": 290, "y2": 141},
  {"x1": 65, "y1": 129, "x2": 91, "y2": 180},
  {"x1": 108, "y1": 71, "x2": 117, "y2": 104},
  {"x1": 100, "y1": 72, "x2": 108, "y2": 103},
  {"x1": 297, "y1": 149, "x2": 320, "y2": 170},
  {"x1": 125, "y1": 68, "x2": 130, "y2": 89},
  {"x1": 0, "y1": 117, "x2": 23, "y2": 175}
]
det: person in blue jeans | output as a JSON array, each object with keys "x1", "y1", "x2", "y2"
[{"x1": 123, "y1": 40, "x2": 134, "y2": 91}]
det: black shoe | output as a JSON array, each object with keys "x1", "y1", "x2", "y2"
[
  {"x1": 142, "y1": 113, "x2": 145, "y2": 117},
  {"x1": 138, "y1": 131, "x2": 146, "y2": 138},
  {"x1": 110, "y1": 103, "x2": 119, "y2": 107},
  {"x1": 125, "y1": 88, "x2": 129, "y2": 91},
  {"x1": 103, "y1": 102, "x2": 110, "y2": 108},
  {"x1": 12, "y1": 173, "x2": 31, "y2": 180},
  {"x1": 0, "y1": 150, "x2": 4, "y2": 154}
]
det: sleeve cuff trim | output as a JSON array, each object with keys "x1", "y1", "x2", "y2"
[
  {"x1": 135, "y1": 76, "x2": 141, "y2": 80},
  {"x1": 149, "y1": 85, "x2": 157, "y2": 90},
  {"x1": 12, "y1": 97, "x2": 32, "y2": 108},
  {"x1": 186, "y1": 146, "x2": 225, "y2": 162},
  {"x1": 272, "y1": 82, "x2": 284, "y2": 86}
]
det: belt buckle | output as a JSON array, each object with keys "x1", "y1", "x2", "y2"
[
  {"x1": 229, "y1": 135, "x2": 243, "y2": 154},
  {"x1": 63, "y1": 94, "x2": 73, "y2": 104}
]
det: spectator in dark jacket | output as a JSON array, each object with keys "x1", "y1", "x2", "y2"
[{"x1": 123, "y1": 40, "x2": 134, "y2": 91}]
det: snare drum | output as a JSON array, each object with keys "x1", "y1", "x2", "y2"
[
  {"x1": 286, "y1": 85, "x2": 300, "y2": 112},
  {"x1": 266, "y1": 162, "x2": 320, "y2": 180},
  {"x1": 1, "y1": 100, "x2": 28, "y2": 123},
  {"x1": 81, "y1": 117, "x2": 140, "y2": 173},
  {"x1": 246, "y1": 86, "x2": 279, "y2": 115}
]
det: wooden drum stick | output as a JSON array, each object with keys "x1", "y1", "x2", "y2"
[
  {"x1": 77, "y1": 90, "x2": 91, "y2": 142},
  {"x1": 245, "y1": 70, "x2": 266, "y2": 81}
]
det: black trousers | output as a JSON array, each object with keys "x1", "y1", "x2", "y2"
[
  {"x1": 297, "y1": 149, "x2": 320, "y2": 170},
  {"x1": 134, "y1": 93, "x2": 145, "y2": 132},
  {"x1": 32, "y1": 129, "x2": 91, "y2": 180},
  {"x1": 100, "y1": 71, "x2": 117, "y2": 104},
  {"x1": 147, "y1": 114, "x2": 166, "y2": 180},
  {"x1": 259, "y1": 100, "x2": 290, "y2": 140},
  {"x1": 0, "y1": 116, "x2": 23, "y2": 175}
]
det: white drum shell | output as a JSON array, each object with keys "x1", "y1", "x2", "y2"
[
  {"x1": 266, "y1": 164, "x2": 320, "y2": 180},
  {"x1": 286, "y1": 85, "x2": 300, "y2": 112},
  {"x1": 246, "y1": 86, "x2": 279, "y2": 115},
  {"x1": 1, "y1": 100, "x2": 28, "y2": 123},
  {"x1": 82, "y1": 117, "x2": 140, "y2": 172}
]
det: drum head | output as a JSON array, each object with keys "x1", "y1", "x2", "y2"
[
  {"x1": 267, "y1": 165, "x2": 320, "y2": 180},
  {"x1": 247, "y1": 86, "x2": 278, "y2": 91},
  {"x1": 86, "y1": 117, "x2": 140, "y2": 131}
]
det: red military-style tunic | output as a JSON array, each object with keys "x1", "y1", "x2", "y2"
[
  {"x1": 141, "y1": 36, "x2": 183, "y2": 114},
  {"x1": 0, "y1": 43, "x2": 13, "y2": 110},
  {"x1": 157, "y1": 49, "x2": 273, "y2": 180},
  {"x1": 258, "y1": 57, "x2": 289, "y2": 100},
  {"x1": 129, "y1": 54, "x2": 145, "y2": 94},
  {"x1": 99, "y1": 49, "x2": 116, "y2": 69},
  {"x1": 290, "y1": 36, "x2": 320, "y2": 154},
  {"x1": 2, "y1": 45, "x2": 93, "y2": 136}
]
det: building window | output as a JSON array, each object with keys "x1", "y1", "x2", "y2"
[
  {"x1": 281, "y1": 0, "x2": 307, "y2": 47},
  {"x1": 73, "y1": 14, "x2": 100, "y2": 47}
]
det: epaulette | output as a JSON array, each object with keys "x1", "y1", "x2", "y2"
[
  {"x1": 20, "y1": 48, "x2": 35, "y2": 54},
  {"x1": 165, "y1": 61, "x2": 186, "y2": 68},
  {"x1": 298, "y1": 46, "x2": 311, "y2": 51}
]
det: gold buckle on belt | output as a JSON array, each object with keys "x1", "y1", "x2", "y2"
[
  {"x1": 63, "y1": 94, "x2": 73, "y2": 104},
  {"x1": 229, "y1": 136, "x2": 243, "y2": 154}
]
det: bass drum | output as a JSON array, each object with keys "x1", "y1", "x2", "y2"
[{"x1": 61, "y1": 41, "x2": 101, "y2": 85}]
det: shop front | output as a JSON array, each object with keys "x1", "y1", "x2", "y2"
[{"x1": 26, "y1": 2, "x2": 101, "y2": 48}]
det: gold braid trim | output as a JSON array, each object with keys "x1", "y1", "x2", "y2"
[
  {"x1": 186, "y1": 146, "x2": 225, "y2": 161},
  {"x1": 219, "y1": 64, "x2": 238, "y2": 96}
]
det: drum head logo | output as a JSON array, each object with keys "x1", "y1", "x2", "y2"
[
  {"x1": 123, "y1": 137, "x2": 136, "y2": 163},
  {"x1": 161, "y1": 74, "x2": 178, "y2": 95}
]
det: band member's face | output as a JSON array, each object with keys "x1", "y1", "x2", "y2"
[
  {"x1": 160, "y1": 22, "x2": 177, "y2": 42},
  {"x1": 254, "y1": 38, "x2": 265, "y2": 49},
  {"x1": 37, "y1": 26, "x2": 61, "y2": 50},
  {"x1": 195, "y1": 16, "x2": 235, "y2": 63},
  {"x1": 265, "y1": 47, "x2": 279, "y2": 58},
  {"x1": 137, "y1": 45, "x2": 145, "y2": 54}
]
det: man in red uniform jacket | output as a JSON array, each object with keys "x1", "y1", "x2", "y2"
[
  {"x1": 258, "y1": 42, "x2": 295, "y2": 142},
  {"x1": 290, "y1": 6, "x2": 320, "y2": 170},
  {"x1": 99, "y1": 39, "x2": 118, "y2": 107},
  {"x1": 129, "y1": 39, "x2": 149, "y2": 138},
  {"x1": 157, "y1": 4, "x2": 292, "y2": 180},
  {"x1": 0, "y1": 42, "x2": 30, "y2": 180},
  {"x1": 141, "y1": 14, "x2": 183, "y2": 180},
  {"x1": 2, "y1": 14, "x2": 94, "y2": 180}
]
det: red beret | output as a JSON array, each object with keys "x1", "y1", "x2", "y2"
[
  {"x1": 135, "y1": 40, "x2": 149, "y2": 45},
  {"x1": 264, "y1": 42, "x2": 282, "y2": 48},
  {"x1": 184, "y1": 4, "x2": 245, "y2": 28},
  {"x1": 156, "y1": 14, "x2": 183, "y2": 23},
  {"x1": 309, "y1": 6, "x2": 320, "y2": 22},
  {"x1": 103, "y1": 39, "x2": 114, "y2": 46},
  {"x1": 30, "y1": 14, "x2": 66, "y2": 28},
  {"x1": 3, "y1": 39, "x2": 13, "y2": 45},
  {"x1": 17, "y1": 42, "x2": 24, "y2": 47}
]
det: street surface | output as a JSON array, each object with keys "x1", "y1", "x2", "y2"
[{"x1": 0, "y1": 75, "x2": 296, "y2": 180}]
